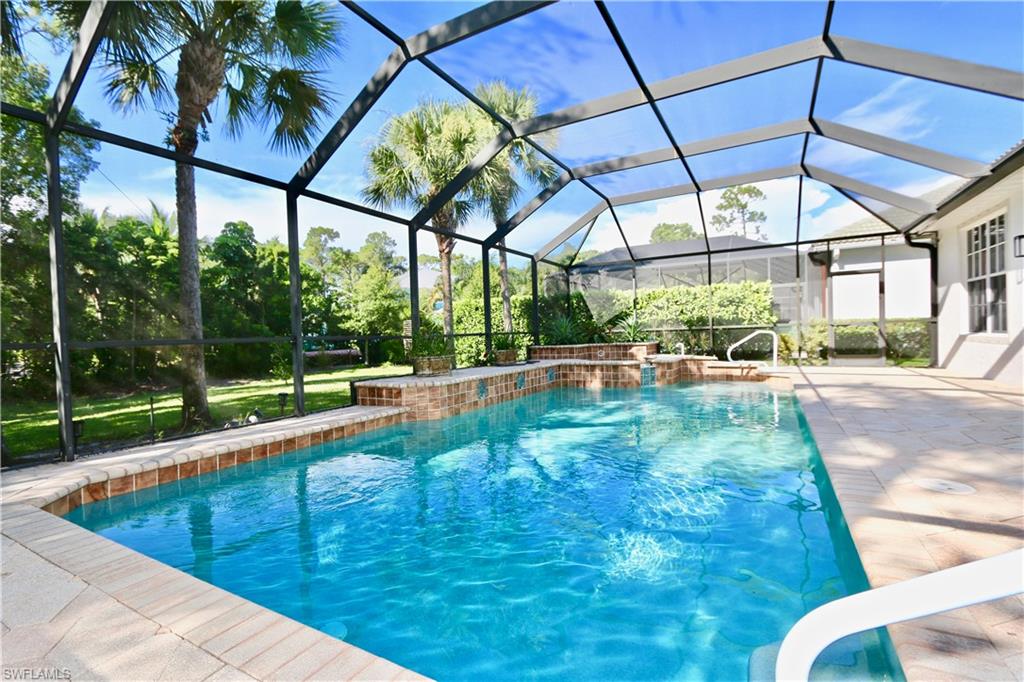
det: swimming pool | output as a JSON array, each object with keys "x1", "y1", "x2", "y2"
[{"x1": 68, "y1": 382, "x2": 901, "y2": 680}]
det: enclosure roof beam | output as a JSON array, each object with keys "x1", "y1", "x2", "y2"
[
  {"x1": 805, "y1": 165, "x2": 936, "y2": 215},
  {"x1": 290, "y1": 1, "x2": 550, "y2": 191},
  {"x1": 480, "y1": 119, "x2": 813, "y2": 249},
  {"x1": 483, "y1": 171, "x2": 573, "y2": 248},
  {"x1": 811, "y1": 118, "x2": 991, "y2": 178},
  {"x1": 480, "y1": 113, "x2": 982, "y2": 249},
  {"x1": 338, "y1": 3, "x2": 1020, "y2": 255},
  {"x1": 403, "y1": 1, "x2": 555, "y2": 57},
  {"x1": 534, "y1": 202, "x2": 606, "y2": 261},
  {"x1": 595, "y1": 0, "x2": 702, "y2": 261},
  {"x1": 512, "y1": 35, "x2": 1022, "y2": 140},
  {"x1": 831, "y1": 187, "x2": 905, "y2": 233},
  {"x1": 289, "y1": 47, "x2": 407, "y2": 191},
  {"x1": 48, "y1": 0, "x2": 115, "y2": 132},
  {"x1": 828, "y1": 35, "x2": 1024, "y2": 101},
  {"x1": 408, "y1": 128, "x2": 516, "y2": 228},
  {"x1": 514, "y1": 37, "x2": 831, "y2": 137},
  {"x1": 533, "y1": 164, "x2": 807, "y2": 262}
]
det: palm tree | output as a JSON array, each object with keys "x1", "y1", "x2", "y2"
[
  {"x1": 471, "y1": 83, "x2": 557, "y2": 333},
  {"x1": 50, "y1": 1, "x2": 341, "y2": 426},
  {"x1": 362, "y1": 99, "x2": 486, "y2": 337}
]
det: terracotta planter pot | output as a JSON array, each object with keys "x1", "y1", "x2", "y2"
[
  {"x1": 493, "y1": 349, "x2": 518, "y2": 366},
  {"x1": 413, "y1": 355, "x2": 454, "y2": 376}
]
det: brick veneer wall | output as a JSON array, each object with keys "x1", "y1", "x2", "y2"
[
  {"x1": 356, "y1": 363, "x2": 639, "y2": 420},
  {"x1": 358, "y1": 356, "x2": 781, "y2": 422},
  {"x1": 528, "y1": 342, "x2": 659, "y2": 362},
  {"x1": 37, "y1": 409, "x2": 405, "y2": 516}
]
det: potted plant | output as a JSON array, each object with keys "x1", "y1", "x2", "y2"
[
  {"x1": 410, "y1": 329, "x2": 454, "y2": 376},
  {"x1": 492, "y1": 333, "x2": 519, "y2": 366}
]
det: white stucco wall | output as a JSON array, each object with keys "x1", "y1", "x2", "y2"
[
  {"x1": 933, "y1": 168, "x2": 1023, "y2": 387},
  {"x1": 830, "y1": 242, "x2": 931, "y2": 319}
]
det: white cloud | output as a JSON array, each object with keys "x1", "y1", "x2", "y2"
[{"x1": 835, "y1": 77, "x2": 933, "y2": 143}]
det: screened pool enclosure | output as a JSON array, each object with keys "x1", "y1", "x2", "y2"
[{"x1": 2, "y1": 0, "x2": 1022, "y2": 461}]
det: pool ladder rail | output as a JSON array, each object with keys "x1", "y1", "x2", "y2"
[
  {"x1": 726, "y1": 329, "x2": 779, "y2": 368},
  {"x1": 774, "y1": 548, "x2": 1024, "y2": 681}
]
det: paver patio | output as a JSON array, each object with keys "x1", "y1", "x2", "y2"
[{"x1": 777, "y1": 366, "x2": 1023, "y2": 681}]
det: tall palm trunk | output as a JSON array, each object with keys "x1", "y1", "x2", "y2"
[
  {"x1": 173, "y1": 39, "x2": 225, "y2": 427},
  {"x1": 435, "y1": 232, "x2": 455, "y2": 337},
  {"x1": 497, "y1": 239, "x2": 512, "y2": 333}
]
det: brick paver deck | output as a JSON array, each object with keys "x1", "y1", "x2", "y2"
[{"x1": 776, "y1": 366, "x2": 1023, "y2": 681}]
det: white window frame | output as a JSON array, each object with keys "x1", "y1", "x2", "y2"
[{"x1": 964, "y1": 212, "x2": 1008, "y2": 335}]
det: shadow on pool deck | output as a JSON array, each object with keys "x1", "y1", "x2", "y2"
[{"x1": 776, "y1": 366, "x2": 1023, "y2": 681}]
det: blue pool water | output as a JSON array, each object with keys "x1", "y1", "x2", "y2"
[{"x1": 68, "y1": 383, "x2": 900, "y2": 680}]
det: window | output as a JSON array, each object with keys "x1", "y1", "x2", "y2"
[{"x1": 966, "y1": 214, "x2": 1007, "y2": 333}]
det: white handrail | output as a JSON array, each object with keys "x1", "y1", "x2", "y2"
[
  {"x1": 726, "y1": 329, "x2": 778, "y2": 367},
  {"x1": 775, "y1": 548, "x2": 1024, "y2": 681}
]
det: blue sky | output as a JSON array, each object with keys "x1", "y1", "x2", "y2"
[{"x1": 15, "y1": 1, "x2": 1024, "y2": 257}]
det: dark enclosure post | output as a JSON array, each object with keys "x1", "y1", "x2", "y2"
[
  {"x1": 45, "y1": 131, "x2": 75, "y2": 460},
  {"x1": 706, "y1": 253, "x2": 715, "y2": 353},
  {"x1": 482, "y1": 245, "x2": 493, "y2": 354},
  {"x1": 632, "y1": 266, "x2": 638, "y2": 323},
  {"x1": 408, "y1": 225, "x2": 420, "y2": 333},
  {"x1": 285, "y1": 191, "x2": 306, "y2": 415},
  {"x1": 564, "y1": 266, "x2": 572, "y2": 316},
  {"x1": 530, "y1": 259, "x2": 540, "y2": 345}
]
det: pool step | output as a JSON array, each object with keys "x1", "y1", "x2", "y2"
[{"x1": 748, "y1": 638, "x2": 880, "y2": 681}]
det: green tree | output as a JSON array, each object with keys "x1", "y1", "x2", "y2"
[
  {"x1": 362, "y1": 99, "x2": 487, "y2": 337},
  {"x1": 650, "y1": 222, "x2": 699, "y2": 243},
  {"x1": 300, "y1": 225, "x2": 342, "y2": 334},
  {"x1": 1, "y1": 55, "x2": 98, "y2": 397},
  {"x1": 350, "y1": 263, "x2": 405, "y2": 338},
  {"x1": 50, "y1": 1, "x2": 342, "y2": 426},
  {"x1": 301, "y1": 226, "x2": 340, "y2": 272},
  {"x1": 470, "y1": 82, "x2": 557, "y2": 333},
  {"x1": 710, "y1": 185, "x2": 768, "y2": 240},
  {"x1": 357, "y1": 231, "x2": 405, "y2": 275}
]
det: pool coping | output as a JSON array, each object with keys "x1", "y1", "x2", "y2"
[{"x1": 1, "y1": 502, "x2": 429, "y2": 681}]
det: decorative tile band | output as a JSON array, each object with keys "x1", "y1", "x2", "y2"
[
  {"x1": 32, "y1": 410, "x2": 406, "y2": 517},
  {"x1": 357, "y1": 357, "x2": 783, "y2": 422}
]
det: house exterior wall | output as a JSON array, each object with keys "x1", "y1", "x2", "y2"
[
  {"x1": 830, "y1": 242, "x2": 931, "y2": 320},
  {"x1": 933, "y1": 168, "x2": 1023, "y2": 387}
]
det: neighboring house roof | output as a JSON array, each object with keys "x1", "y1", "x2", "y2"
[
  {"x1": 820, "y1": 179, "x2": 969, "y2": 247},
  {"x1": 908, "y1": 140, "x2": 1024, "y2": 234},
  {"x1": 575, "y1": 235, "x2": 795, "y2": 272}
]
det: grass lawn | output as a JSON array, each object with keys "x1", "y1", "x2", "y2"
[{"x1": 1, "y1": 364, "x2": 411, "y2": 460}]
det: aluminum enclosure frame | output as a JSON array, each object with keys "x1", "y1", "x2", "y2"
[{"x1": 2, "y1": 0, "x2": 1021, "y2": 460}]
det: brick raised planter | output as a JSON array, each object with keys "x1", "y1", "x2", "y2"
[{"x1": 528, "y1": 342, "x2": 659, "y2": 362}]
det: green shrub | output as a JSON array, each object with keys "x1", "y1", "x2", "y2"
[
  {"x1": 617, "y1": 317, "x2": 650, "y2": 342},
  {"x1": 542, "y1": 314, "x2": 581, "y2": 345},
  {"x1": 884, "y1": 319, "x2": 931, "y2": 360},
  {"x1": 834, "y1": 326, "x2": 880, "y2": 355},
  {"x1": 632, "y1": 280, "x2": 776, "y2": 330}
]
